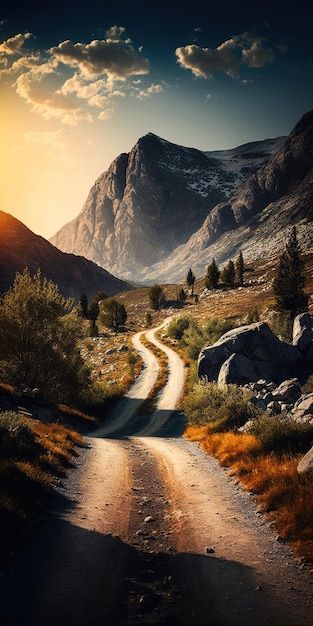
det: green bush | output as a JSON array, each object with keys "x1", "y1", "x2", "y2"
[
  {"x1": 0, "y1": 411, "x2": 36, "y2": 457},
  {"x1": 248, "y1": 413, "x2": 313, "y2": 455},
  {"x1": 0, "y1": 269, "x2": 91, "y2": 404},
  {"x1": 167, "y1": 315, "x2": 191, "y2": 340},
  {"x1": 180, "y1": 316, "x2": 235, "y2": 361},
  {"x1": 183, "y1": 381, "x2": 258, "y2": 429}
]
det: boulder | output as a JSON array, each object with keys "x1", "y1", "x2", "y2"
[
  {"x1": 217, "y1": 353, "x2": 275, "y2": 386},
  {"x1": 198, "y1": 321, "x2": 302, "y2": 385},
  {"x1": 292, "y1": 313, "x2": 313, "y2": 353},
  {"x1": 297, "y1": 445, "x2": 313, "y2": 476},
  {"x1": 272, "y1": 379, "x2": 302, "y2": 403},
  {"x1": 291, "y1": 393, "x2": 313, "y2": 422},
  {"x1": 198, "y1": 344, "x2": 232, "y2": 380}
]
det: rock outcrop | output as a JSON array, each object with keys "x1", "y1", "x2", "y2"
[
  {"x1": 198, "y1": 319, "x2": 307, "y2": 386},
  {"x1": 198, "y1": 314, "x2": 313, "y2": 477},
  {"x1": 50, "y1": 131, "x2": 285, "y2": 283}
]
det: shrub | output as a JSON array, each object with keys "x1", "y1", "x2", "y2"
[
  {"x1": 182, "y1": 381, "x2": 258, "y2": 429},
  {"x1": 0, "y1": 411, "x2": 36, "y2": 457},
  {"x1": 248, "y1": 414, "x2": 313, "y2": 456},
  {"x1": 167, "y1": 315, "x2": 191, "y2": 340},
  {"x1": 0, "y1": 269, "x2": 91, "y2": 404},
  {"x1": 180, "y1": 316, "x2": 235, "y2": 361}
]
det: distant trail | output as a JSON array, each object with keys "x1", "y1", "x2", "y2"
[{"x1": 96, "y1": 317, "x2": 186, "y2": 438}]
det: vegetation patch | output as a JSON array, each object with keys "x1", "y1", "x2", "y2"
[
  {"x1": 0, "y1": 409, "x2": 84, "y2": 568},
  {"x1": 184, "y1": 401, "x2": 313, "y2": 565}
]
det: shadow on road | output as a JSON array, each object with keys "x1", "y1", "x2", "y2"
[
  {"x1": 93, "y1": 396, "x2": 187, "y2": 439},
  {"x1": 0, "y1": 499, "x2": 294, "y2": 626}
]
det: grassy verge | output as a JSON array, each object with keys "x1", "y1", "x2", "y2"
[
  {"x1": 0, "y1": 406, "x2": 88, "y2": 570},
  {"x1": 183, "y1": 382, "x2": 313, "y2": 568},
  {"x1": 137, "y1": 334, "x2": 168, "y2": 413}
]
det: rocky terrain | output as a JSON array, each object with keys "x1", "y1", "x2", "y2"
[
  {"x1": 50, "y1": 110, "x2": 313, "y2": 285},
  {"x1": 50, "y1": 130, "x2": 285, "y2": 283}
]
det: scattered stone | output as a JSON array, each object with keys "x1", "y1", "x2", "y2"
[
  {"x1": 205, "y1": 547, "x2": 215, "y2": 554},
  {"x1": 144, "y1": 516, "x2": 155, "y2": 523},
  {"x1": 117, "y1": 344, "x2": 129, "y2": 352}
]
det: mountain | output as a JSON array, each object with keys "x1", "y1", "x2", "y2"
[
  {"x1": 50, "y1": 132, "x2": 285, "y2": 283},
  {"x1": 0, "y1": 210, "x2": 132, "y2": 300},
  {"x1": 148, "y1": 110, "x2": 313, "y2": 283}
]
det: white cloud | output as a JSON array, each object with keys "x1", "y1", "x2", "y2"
[
  {"x1": 0, "y1": 32, "x2": 32, "y2": 55},
  {"x1": 136, "y1": 83, "x2": 164, "y2": 98},
  {"x1": 49, "y1": 36, "x2": 149, "y2": 80},
  {"x1": 0, "y1": 26, "x2": 157, "y2": 125},
  {"x1": 241, "y1": 41, "x2": 273, "y2": 67},
  {"x1": 175, "y1": 34, "x2": 274, "y2": 79},
  {"x1": 15, "y1": 71, "x2": 91, "y2": 125}
]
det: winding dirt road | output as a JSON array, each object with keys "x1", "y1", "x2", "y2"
[{"x1": 1, "y1": 321, "x2": 313, "y2": 625}]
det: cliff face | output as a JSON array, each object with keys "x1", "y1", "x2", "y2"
[{"x1": 50, "y1": 132, "x2": 284, "y2": 282}]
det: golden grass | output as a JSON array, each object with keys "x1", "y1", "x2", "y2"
[{"x1": 185, "y1": 426, "x2": 313, "y2": 565}]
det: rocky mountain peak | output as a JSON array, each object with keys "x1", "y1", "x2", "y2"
[{"x1": 50, "y1": 130, "x2": 284, "y2": 282}]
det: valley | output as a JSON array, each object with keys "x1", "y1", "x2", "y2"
[{"x1": 1, "y1": 320, "x2": 313, "y2": 625}]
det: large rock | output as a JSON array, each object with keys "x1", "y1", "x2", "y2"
[
  {"x1": 217, "y1": 353, "x2": 275, "y2": 387},
  {"x1": 292, "y1": 313, "x2": 313, "y2": 362},
  {"x1": 198, "y1": 322, "x2": 302, "y2": 385},
  {"x1": 297, "y1": 445, "x2": 313, "y2": 476}
]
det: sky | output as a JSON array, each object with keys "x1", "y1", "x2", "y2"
[{"x1": 1, "y1": 0, "x2": 312, "y2": 240}]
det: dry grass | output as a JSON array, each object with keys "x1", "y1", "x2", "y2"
[
  {"x1": 0, "y1": 413, "x2": 85, "y2": 568},
  {"x1": 137, "y1": 335, "x2": 168, "y2": 413},
  {"x1": 185, "y1": 426, "x2": 313, "y2": 565}
]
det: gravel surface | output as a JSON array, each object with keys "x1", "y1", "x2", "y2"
[{"x1": 1, "y1": 324, "x2": 313, "y2": 625}]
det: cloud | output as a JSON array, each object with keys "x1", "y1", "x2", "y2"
[
  {"x1": 15, "y1": 71, "x2": 91, "y2": 125},
  {"x1": 241, "y1": 41, "x2": 273, "y2": 67},
  {"x1": 0, "y1": 26, "x2": 154, "y2": 125},
  {"x1": 136, "y1": 83, "x2": 164, "y2": 98},
  {"x1": 49, "y1": 35, "x2": 149, "y2": 80},
  {"x1": 0, "y1": 32, "x2": 32, "y2": 55},
  {"x1": 175, "y1": 34, "x2": 274, "y2": 79}
]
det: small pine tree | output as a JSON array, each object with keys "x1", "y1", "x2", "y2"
[
  {"x1": 101, "y1": 297, "x2": 127, "y2": 331},
  {"x1": 78, "y1": 293, "x2": 88, "y2": 318},
  {"x1": 149, "y1": 284, "x2": 166, "y2": 311},
  {"x1": 186, "y1": 268, "x2": 195, "y2": 296},
  {"x1": 205, "y1": 258, "x2": 220, "y2": 289},
  {"x1": 221, "y1": 260, "x2": 236, "y2": 288},
  {"x1": 177, "y1": 287, "x2": 187, "y2": 302},
  {"x1": 273, "y1": 226, "x2": 308, "y2": 317},
  {"x1": 235, "y1": 250, "x2": 244, "y2": 286}
]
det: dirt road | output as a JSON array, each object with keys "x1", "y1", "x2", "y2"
[{"x1": 1, "y1": 322, "x2": 313, "y2": 625}]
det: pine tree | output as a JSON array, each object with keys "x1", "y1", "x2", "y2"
[
  {"x1": 221, "y1": 260, "x2": 236, "y2": 288},
  {"x1": 273, "y1": 226, "x2": 308, "y2": 316},
  {"x1": 205, "y1": 258, "x2": 220, "y2": 289},
  {"x1": 235, "y1": 250, "x2": 244, "y2": 286},
  {"x1": 186, "y1": 268, "x2": 195, "y2": 296}
]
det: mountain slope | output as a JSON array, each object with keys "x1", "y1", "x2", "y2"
[
  {"x1": 0, "y1": 210, "x2": 132, "y2": 300},
  {"x1": 148, "y1": 110, "x2": 313, "y2": 283},
  {"x1": 50, "y1": 133, "x2": 284, "y2": 282}
]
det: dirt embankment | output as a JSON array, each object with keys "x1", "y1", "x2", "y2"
[{"x1": 1, "y1": 324, "x2": 313, "y2": 625}]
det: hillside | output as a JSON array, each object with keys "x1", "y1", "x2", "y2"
[{"x1": 0, "y1": 210, "x2": 132, "y2": 300}]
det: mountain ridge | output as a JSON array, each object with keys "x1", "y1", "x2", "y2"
[
  {"x1": 0, "y1": 210, "x2": 132, "y2": 300},
  {"x1": 50, "y1": 131, "x2": 286, "y2": 282}
]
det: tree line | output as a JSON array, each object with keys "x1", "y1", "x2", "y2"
[{"x1": 0, "y1": 226, "x2": 308, "y2": 405}]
